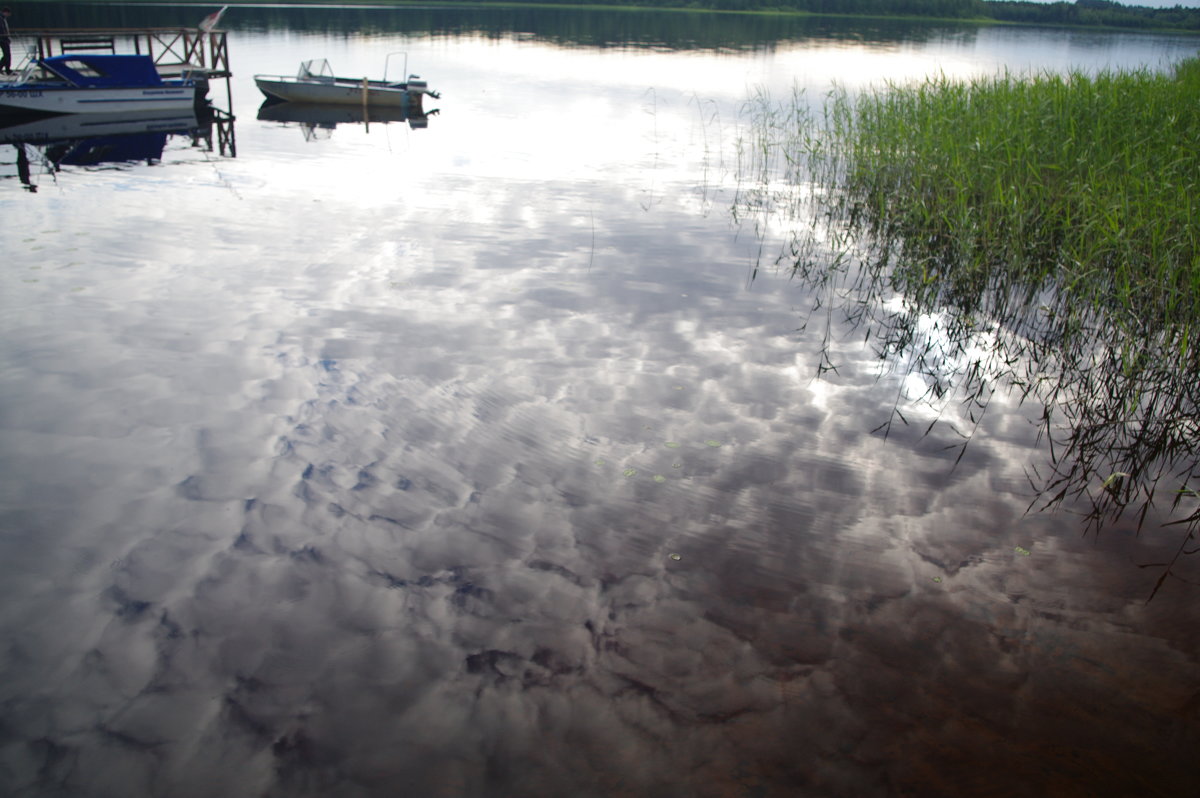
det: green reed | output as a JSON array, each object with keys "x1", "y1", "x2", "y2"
[
  {"x1": 735, "y1": 60, "x2": 1200, "y2": 581},
  {"x1": 824, "y1": 58, "x2": 1200, "y2": 345},
  {"x1": 821, "y1": 60, "x2": 1200, "y2": 554}
]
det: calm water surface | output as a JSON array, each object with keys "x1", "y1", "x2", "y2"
[{"x1": 1, "y1": 6, "x2": 1197, "y2": 796}]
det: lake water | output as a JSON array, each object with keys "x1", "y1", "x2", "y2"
[{"x1": 2, "y1": 5, "x2": 1198, "y2": 796}]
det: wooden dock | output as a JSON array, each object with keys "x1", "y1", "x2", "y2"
[
  {"x1": 12, "y1": 26, "x2": 235, "y2": 129},
  {"x1": 19, "y1": 27, "x2": 231, "y2": 81},
  {"x1": 5, "y1": 26, "x2": 237, "y2": 157}
]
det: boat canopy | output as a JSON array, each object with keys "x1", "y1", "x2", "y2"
[
  {"x1": 40, "y1": 55, "x2": 166, "y2": 88},
  {"x1": 298, "y1": 60, "x2": 335, "y2": 81}
]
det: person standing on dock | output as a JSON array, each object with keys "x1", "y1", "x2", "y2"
[{"x1": 1, "y1": 7, "x2": 13, "y2": 74}]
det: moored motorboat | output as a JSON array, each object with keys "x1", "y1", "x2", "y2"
[
  {"x1": 254, "y1": 57, "x2": 439, "y2": 109},
  {"x1": 0, "y1": 54, "x2": 206, "y2": 115}
]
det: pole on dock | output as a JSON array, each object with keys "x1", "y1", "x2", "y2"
[{"x1": 362, "y1": 77, "x2": 369, "y2": 132}]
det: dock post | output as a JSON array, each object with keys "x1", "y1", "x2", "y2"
[{"x1": 362, "y1": 77, "x2": 369, "y2": 132}]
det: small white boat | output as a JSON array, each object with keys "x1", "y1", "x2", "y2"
[
  {"x1": 0, "y1": 54, "x2": 205, "y2": 116},
  {"x1": 254, "y1": 56, "x2": 439, "y2": 109}
]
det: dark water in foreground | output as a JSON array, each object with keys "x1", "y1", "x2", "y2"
[{"x1": 1, "y1": 5, "x2": 1198, "y2": 796}]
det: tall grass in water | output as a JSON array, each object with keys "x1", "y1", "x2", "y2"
[
  {"x1": 738, "y1": 59, "x2": 1200, "y2": 593},
  {"x1": 828, "y1": 59, "x2": 1200, "y2": 341}
]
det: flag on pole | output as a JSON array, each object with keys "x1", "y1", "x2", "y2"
[{"x1": 198, "y1": 6, "x2": 228, "y2": 33}]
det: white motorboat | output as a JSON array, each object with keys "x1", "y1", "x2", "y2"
[
  {"x1": 254, "y1": 56, "x2": 439, "y2": 109},
  {"x1": 0, "y1": 54, "x2": 205, "y2": 115}
]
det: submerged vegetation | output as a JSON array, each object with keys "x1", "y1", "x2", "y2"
[{"x1": 737, "y1": 59, "x2": 1199, "y2": 596}]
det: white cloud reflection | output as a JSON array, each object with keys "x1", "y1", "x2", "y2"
[{"x1": 2, "y1": 20, "x2": 1198, "y2": 798}]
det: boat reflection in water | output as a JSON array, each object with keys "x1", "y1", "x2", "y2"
[
  {"x1": 0, "y1": 107, "x2": 236, "y2": 192},
  {"x1": 257, "y1": 98, "x2": 437, "y2": 141}
]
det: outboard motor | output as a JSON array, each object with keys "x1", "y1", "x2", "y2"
[{"x1": 407, "y1": 74, "x2": 440, "y2": 99}]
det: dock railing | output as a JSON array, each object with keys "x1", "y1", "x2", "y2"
[{"x1": 21, "y1": 27, "x2": 230, "y2": 79}]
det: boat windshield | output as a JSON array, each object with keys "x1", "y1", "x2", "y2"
[{"x1": 298, "y1": 60, "x2": 335, "y2": 81}]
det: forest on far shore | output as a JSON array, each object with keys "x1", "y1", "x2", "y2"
[
  {"x1": 463, "y1": 0, "x2": 1200, "y2": 31},
  {"x1": 28, "y1": 0, "x2": 1200, "y2": 32}
]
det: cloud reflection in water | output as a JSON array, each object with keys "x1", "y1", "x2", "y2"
[{"x1": 2, "y1": 19, "x2": 1198, "y2": 798}]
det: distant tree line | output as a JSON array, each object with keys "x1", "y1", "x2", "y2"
[
  {"x1": 20, "y1": 0, "x2": 1200, "y2": 33},
  {"x1": 469, "y1": 0, "x2": 1200, "y2": 31},
  {"x1": 575, "y1": 0, "x2": 982, "y2": 18},
  {"x1": 981, "y1": 0, "x2": 1200, "y2": 30}
]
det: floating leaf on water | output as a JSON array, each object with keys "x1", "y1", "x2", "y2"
[
  {"x1": 653, "y1": 474, "x2": 666, "y2": 483},
  {"x1": 669, "y1": 553, "x2": 682, "y2": 561},
  {"x1": 623, "y1": 468, "x2": 637, "y2": 477},
  {"x1": 705, "y1": 440, "x2": 722, "y2": 448},
  {"x1": 672, "y1": 462, "x2": 682, "y2": 469},
  {"x1": 673, "y1": 385, "x2": 685, "y2": 390},
  {"x1": 1101, "y1": 471, "x2": 1131, "y2": 489},
  {"x1": 1014, "y1": 546, "x2": 1031, "y2": 556},
  {"x1": 932, "y1": 576, "x2": 942, "y2": 583},
  {"x1": 594, "y1": 459, "x2": 606, "y2": 466},
  {"x1": 665, "y1": 441, "x2": 681, "y2": 449}
]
